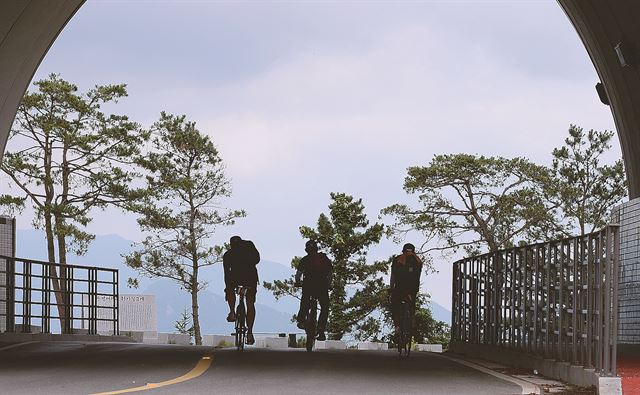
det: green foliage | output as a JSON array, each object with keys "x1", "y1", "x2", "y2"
[
  {"x1": 377, "y1": 293, "x2": 450, "y2": 348},
  {"x1": 174, "y1": 307, "x2": 195, "y2": 344},
  {"x1": 264, "y1": 192, "x2": 384, "y2": 340},
  {"x1": 413, "y1": 303, "x2": 450, "y2": 348},
  {"x1": 551, "y1": 125, "x2": 627, "y2": 235},
  {"x1": 0, "y1": 74, "x2": 147, "y2": 264},
  {"x1": 0, "y1": 195, "x2": 25, "y2": 217},
  {"x1": 382, "y1": 154, "x2": 562, "y2": 256},
  {"x1": 125, "y1": 112, "x2": 245, "y2": 345},
  {"x1": 295, "y1": 336, "x2": 307, "y2": 348}
]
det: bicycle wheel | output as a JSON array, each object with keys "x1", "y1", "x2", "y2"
[
  {"x1": 398, "y1": 302, "x2": 410, "y2": 357},
  {"x1": 402, "y1": 303, "x2": 412, "y2": 357},
  {"x1": 235, "y1": 301, "x2": 246, "y2": 351},
  {"x1": 305, "y1": 301, "x2": 317, "y2": 352}
]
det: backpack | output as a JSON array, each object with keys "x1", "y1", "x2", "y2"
[
  {"x1": 393, "y1": 253, "x2": 421, "y2": 293},
  {"x1": 307, "y1": 253, "x2": 330, "y2": 276}
]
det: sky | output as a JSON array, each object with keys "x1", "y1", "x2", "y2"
[{"x1": 2, "y1": 0, "x2": 621, "y2": 309}]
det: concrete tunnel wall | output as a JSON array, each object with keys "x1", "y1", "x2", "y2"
[{"x1": 0, "y1": 0, "x2": 639, "y2": 198}]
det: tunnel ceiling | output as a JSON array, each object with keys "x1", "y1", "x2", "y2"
[{"x1": 1, "y1": 0, "x2": 639, "y2": 197}]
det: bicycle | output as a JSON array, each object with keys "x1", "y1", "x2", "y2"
[
  {"x1": 234, "y1": 286, "x2": 251, "y2": 351},
  {"x1": 305, "y1": 295, "x2": 319, "y2": 352},
  {"x1": 398, "y1": 298, "x2": 413, "y2": 358}
]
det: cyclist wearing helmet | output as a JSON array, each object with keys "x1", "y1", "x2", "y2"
[
  {"x1": 294, "y1": 240, "x2": 333, "y2": 341},
  {"x1": 390, "y1": 243, "x2": 423, "y2": 337},
  {"x1": 223, "y1": 235, "x2": 260, "y2": 345}
]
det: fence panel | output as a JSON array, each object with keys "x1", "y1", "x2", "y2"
[
  {"x1": 451, "y1": 225, "x2": 619, "y2": 376},
  {"x1": 0, "y1": 255, "x2": 119, "y2": 335}
]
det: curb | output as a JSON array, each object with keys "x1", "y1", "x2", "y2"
[
  {"x1": 598, "y1": 376, "x2": 622, "y2": 395},
  {"x1": 439, "y1": 353, "x2": 543, "y2": 395}
]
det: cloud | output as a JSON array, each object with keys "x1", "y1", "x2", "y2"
[
  {"x1": 17, "y1": 2, "x2": 621, "y2": 309},
  {"x1": 182, "y1": 23, "x2": 617, "y2": 181}
]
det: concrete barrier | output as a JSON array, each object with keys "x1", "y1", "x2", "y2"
[
  {"x1": 157, "y1": 332, "x2": 191, "y2": 345},
  {"x1": 126, "y1": 331, "x2": 144, "y2": 343},
  {"x1": 315, "y1": 340, "x2": 347, "y2": 350},
  {"x1": 0, "y1": 332, "x2": 135, "y2": 343},
  {"x1": 416, "y1": 344, "x2": 443, "y2": 353},
  {"x1": 357, "y1": 341, "x2": 388, "y2": 351},
  {"x1": 449, "y1": 341, "x2": 606, "y2": 388},
  {"x1": 203, "y1": 334, "x2": 235, "y2": 347},
  {"x1": 255, "y1": 337, "x2": 288, "y2": 349},
  {"x1": 125, "y1": 330, "x2": 159, "y2": 344},
  {"x1": 13, "y1": 325, "x2": 42, "y2": 334},
  {"x1": 599, "y1": 377, "x2": 623, "y2": 395}
]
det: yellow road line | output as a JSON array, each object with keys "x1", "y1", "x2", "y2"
[{"x1": 90, "y1": 354, "x2": 213, "y2": 395}]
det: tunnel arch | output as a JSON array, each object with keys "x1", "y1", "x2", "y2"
[{"x1": 0, "y1": 0, "x2": 639, "y2": 198}]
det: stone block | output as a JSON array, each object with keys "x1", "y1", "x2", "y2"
[
  {"x1": 315, "y1": 340, "x2": 346, "y2": 350},
  {"x1": 255, "y1": 336, "x2": 287, "y2": 349},
  {"x1": 142, "y1": 335, "x2": 159, "y2": 344},
  {"x1": 598, "y1": 377, "x2": 622, "y2": 395},
  {"x1": 126, "y1": 331, "x2": 145, "y2": 343},
  {"x1": 157, "y1": 332, "x2": 191, "y2": 345},
  {"x1": 203, "y1": 334, "x2": 235, "y2": 348},
  {"x1": 357, "y1": 341, "x2": 388, "y2": 350},
  {"x1": 416, "y1": 344, "x2": 443, "y2": 353}
]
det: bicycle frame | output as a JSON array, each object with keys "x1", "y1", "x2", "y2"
[
  {"x1": 398, "y1": 300, "x2": 412, "y2": 358},
  {"x1": 305, "y1": 296, "x2": 319, "y2": 352},
  {"x1": 234, "y1": 286, "x2": 250, "y2": 351}
]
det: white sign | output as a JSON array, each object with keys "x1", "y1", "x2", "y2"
[{"x1": 83, "y1": 294, "x2": 157, "y2": 334}]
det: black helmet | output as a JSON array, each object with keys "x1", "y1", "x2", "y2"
[
  {"x1": 305, "y1": 240, "x2": 318, "y2": 253},
  {"x1": 402, "y1": 243, "x2": 415, "y2": 253},
  {"x1": 230, "y1": 236, "x2": 242, "y2": 249}
]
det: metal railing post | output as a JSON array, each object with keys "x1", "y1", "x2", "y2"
[
  {"x1": 450, "y1": 225, "x2": 620, "y2": 376},
  {"x1": 611, "y1": 224, "x2": 620, "y2": 376},
  {"x1": 6, "y1": 257, "x2": 15, "y2": 333}
]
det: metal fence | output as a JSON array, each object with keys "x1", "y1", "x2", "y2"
[
  {"x1": 452, "y1": 225, "x2": 619, "y2": 376},
  {"x1": 0, "y1": 255, "x2": 119, "y2": 335}
]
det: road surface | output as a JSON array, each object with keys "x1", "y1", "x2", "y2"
[{"x1": 0, "y1": 342, "x2": 524, "y2": 395}]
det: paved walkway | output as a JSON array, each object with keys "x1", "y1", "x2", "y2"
[
  {"x1": 618, "y1": 345, "x2": 640, "y2": 394},
  {"x1": 0, "y1": 342, "x2": 526, "y2": 395}
]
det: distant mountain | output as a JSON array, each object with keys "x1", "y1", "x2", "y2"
[
  {"x1": 145, "y1": 279, "x2": 297, "y2": 334},
  {"x1": 427, "y1": 301, "x2": 451, "y2": 323},
  {"x1": 15, "y1": 229, "x2": 301, "y2": 332},
  {"x1": 15, "y1": 229, "x2": 451, "y2": 332}
]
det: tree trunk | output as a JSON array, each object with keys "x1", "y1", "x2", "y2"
[
  {"x1": 44, "y1": 210, "x2": 66, "y2": 331},
  {"x1": 54, "y1": 215, "x2": 70, "y2": 333},
  {"x1": 187, "y1": 178, "x2": 202, "y2": 346},
  {"x1": 191, "y1": 286, "x2": 202, "y2": 346},
  {"x1": 54, "y1": 217, "x2": 67, "y2": 265}
]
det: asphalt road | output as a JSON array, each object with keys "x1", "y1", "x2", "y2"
[{"x1": 0, "y1": 342, "x2": 524, "y2": 395}]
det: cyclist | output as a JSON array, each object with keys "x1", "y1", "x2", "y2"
[
  {"x1": 294, "y1": 240, "x2": 332, "y2": 341},
  {"x1": 390, "y1": 243, "x2": 423, "y2": 340},
  {"x1": 224, "y1": 235, "x2": 260, "y2": 345}
]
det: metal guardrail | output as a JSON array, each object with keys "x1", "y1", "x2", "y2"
[
  {"x1": 0, "y1": 255, "x2": 119, "y2": 335},
  {"x1": 452, "y1": 225, "x2": 619, "y2": 376}
]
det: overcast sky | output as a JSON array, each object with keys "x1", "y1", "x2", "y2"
[{"x1": 4, "y1": 0, "x2": 621, "y2": 309}]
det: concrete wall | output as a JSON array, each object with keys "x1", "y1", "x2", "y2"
[
  {"x1": 559, "y1": 1, "x2": 640, "y2": 199},
  {"x1": 0, "y1": 216, "x2": 15, "y2": 333},
  {"x1": 612, "y1": 197, "x2": 640, "y2": 344},
  {"x1": 0, "y1": 2, "x2": 640, "y2": 200},
  {"x1": 0, "y1": 1, "x2": 85, "y2": 163}
]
